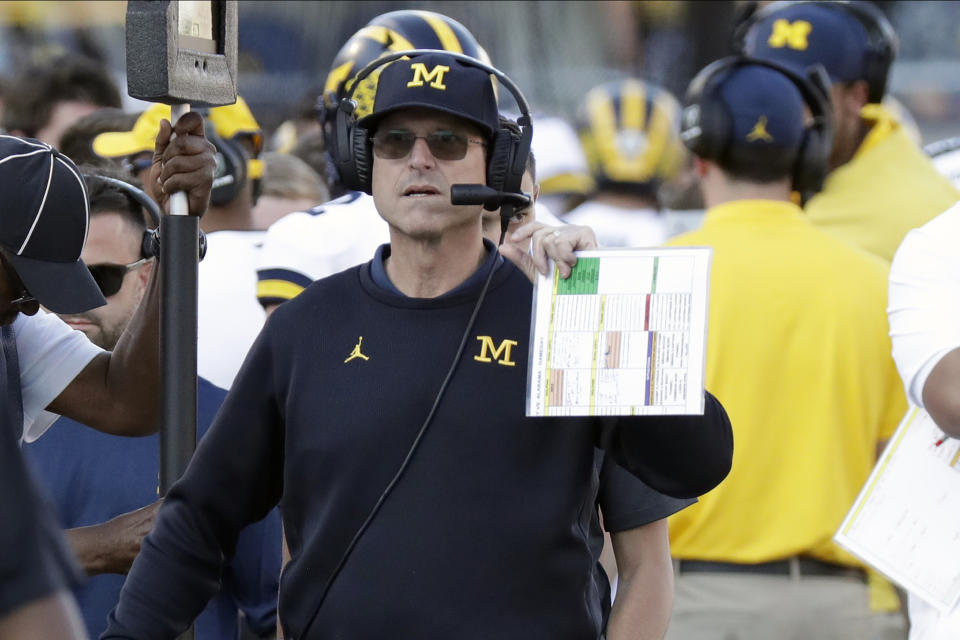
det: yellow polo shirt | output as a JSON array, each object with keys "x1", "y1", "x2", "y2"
[
  {"x1": 804, "y1": 105, "x2": 960, "y2": 262},
  {"x1": 666, "y1": 200, "x2": 906, "y2": 567}
]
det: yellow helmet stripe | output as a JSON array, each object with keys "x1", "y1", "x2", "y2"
[
  {"x1": 415, "y1": 10, "x2": 464, "y2": 53},
  {"x1": 620, "y1": 79, "x2": 646, "y2": 133},
  {"x1": 382, "y1": 26, "x2": 416, "y2": 52},
  {"x1": 586, "y1": 87, "x2": 619, "y2": 177},
  {"x1": 651, "y1": 92, "x2": 682, "y2": 173},
  {"x1": 353, "y1": 25, "x2": 391, "y2": 44},
  {"x1": 325, "y1": 61, "x2": 354, "y2": 97}
]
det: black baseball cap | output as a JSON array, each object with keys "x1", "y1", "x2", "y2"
[
  {"x1": 0, "y1": 136, "x2": 106, "y2": 313},
  {"x1": 358, "y1": 51, "x2": 499, "y2": 139}
]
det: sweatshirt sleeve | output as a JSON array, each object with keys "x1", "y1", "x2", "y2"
[
  {"x1": 601, "y1": 390, "x2": 733, "y2": 499},
  {"x1": 102, "y1": 327, "x2": 286, "y2": 640}
]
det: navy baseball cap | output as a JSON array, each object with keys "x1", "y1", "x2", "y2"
[
  {"x1": 741, "y1": 2, "x2": 871, "y2": 85},
  {"x1": 358, "y1": 51, "x2": 499, "y2": 139},
  {"x1": 721, "y1": 65, "x2": 806, "y2": 153},
  {"x1": 0, "y1": 136, "x2": 106, "y2": 313}
]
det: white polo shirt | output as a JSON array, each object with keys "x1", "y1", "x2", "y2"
[
  {"x1": 888, "y1": 200, "x2": 960, "y2": 408},
  {"x1": 14, "y1": 310, "x2": 103, "y2": 442}
]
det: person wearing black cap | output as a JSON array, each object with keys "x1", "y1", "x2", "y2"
[
  {"x1": 102, "y1": 51, "x2": 733, "y2": 640},
  {"x1": 663, "y1": 58, "x2": 906, "y2": 639},
  {"x1": 0, "y1": 114, "x2": 215, "y2": 637},
  {"x1": 738, "y1": 0, "x2": 959, "y2": 262},
  {"x1": 256, "y1": 10, "x2": 598, "y2": 317}
]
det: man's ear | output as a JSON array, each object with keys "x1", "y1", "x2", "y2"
[
  {"x1": 532, "y1": 183, "x2": 540, "y2": 203},
  {"x1": 694, "y1": 156, "x2": 710, "y2": 178},
  {"x1": 836, "y1": 79, "x2": 870, "y2": 116},
  {"x1": 134, "y1": 259, "x2": 154, "y2": 300}
]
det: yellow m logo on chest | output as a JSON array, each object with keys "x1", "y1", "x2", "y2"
[
  {"x1": 407, "y1": 63, "x2": 450, "y2": 90},
  {"x1": 474, "y1": 336, "x2": 518, "y2": 367},
  {"x1": 768, "y1": 19, "x2": 812, "y2": 50}
]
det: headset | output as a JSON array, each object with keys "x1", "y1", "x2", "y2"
[
  {"x1": 94, "y1": 175, "x2": 206, "y2": 261},
  {"x1": 333, "y1": 49, "x2": 533, "y2": 232},
  {"x1": 733, "y1": 0, "x2": 898, "y2": 103},
  {"x1": 680, "y1": 56, "x2": 834, "y2": 198},
  {"x1": 201, "y1": 119, "x2": 249, "y2": 207}
]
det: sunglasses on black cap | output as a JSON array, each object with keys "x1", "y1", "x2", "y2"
[
  {"x1": 371, "y1": 129, "x2": 486, "y2": 161},
  {"x1": 87, "y1": 258, "x2": 149, "y2": 297}
]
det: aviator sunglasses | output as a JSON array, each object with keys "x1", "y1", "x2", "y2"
[
  {"x1": 371, "y1": 129, "x2": 486, "y2": 161},
  {"x1": 88, "y1": 258, "x2": 149, "y2": 297}
]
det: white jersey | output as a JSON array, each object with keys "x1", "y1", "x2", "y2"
[
  {"x1": 888, "y1": 201, "x2": 960, "y2": 408},
  {"x1": 14, "y1": 310, "x2": 103, "y2": 442},
  {"x1": 888, "y1": 202, "x2": 960, "y2": 639},
  {"x1": 198, "y1": 230, "x2": 266, "y2": 389},
  {"x1": 563, "y1": 200, "x2": 667, "y2": 248},
  {"x1": 257, "y1": 191, "x2": 388, "y2": 306}
]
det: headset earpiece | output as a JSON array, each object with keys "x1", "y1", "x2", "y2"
[
  {"x1": 205, "y1": 121, "x2": 248, "y2": 207},
  {"x1": 333, "y1": 98, "x2": 375, "y2": 193},
  {"x1": 485, "y1": 130, "x2": 516, "y2": 210},
  {"x1": 680, "y1": 58, "x2": 738, "y2": 165},
  {"x1": 92, "y1": 175, "x2": 163, "y2": 259},
  {"x1": 350, "y1": 117, "x2": 373, "y2": 193}
]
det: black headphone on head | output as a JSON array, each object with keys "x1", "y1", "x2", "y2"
[
  {"x1": 733, "y1": 0, "x2": 897, "y2": 103},
  {"x1": 201, "y1": 119, "x2": 248, "y2": 207},
  {"x1": 93, "y1": 175, "x2": 161, "y2": 259},
  {"x1": 94, "y1": 175, "x2": 206, "y2": 261},
  {"x1": 680, "y1": 55, "x2": 834, "y2": 198},
  {"x1": 333, "y1": 49, "x2": 533, "y2": 226}
]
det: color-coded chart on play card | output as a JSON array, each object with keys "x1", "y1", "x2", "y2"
[{"x1": 526, "y1": 247, "x2": 712, "y2": 417}]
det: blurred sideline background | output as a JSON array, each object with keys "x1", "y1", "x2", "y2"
[{"x1": 0, "y1": 0, "x2": 957, "y2": 142}]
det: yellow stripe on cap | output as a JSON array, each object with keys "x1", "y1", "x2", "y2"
[
  {"x1": 257, "y1": 279, "x2": 305, "y2": 302},
  {"x1": 415, "y1": 10, "x2": 464, "y2": 53},
  {"x1": 209, "y1": 97, "x2": 261, "y2": 139},
  {"x1": 91, "y1": 103, "x2": 169, "y2": 158}
]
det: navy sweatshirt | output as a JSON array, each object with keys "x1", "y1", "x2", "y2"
[{"x1": 104, "y1": 256, "x2": 732, "y2": 640}]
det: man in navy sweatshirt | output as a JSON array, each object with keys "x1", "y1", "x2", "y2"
[{"x1": 104, "y1": 52, "x2": 733, "y2": 640}]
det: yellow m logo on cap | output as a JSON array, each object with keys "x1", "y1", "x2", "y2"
[
  {"x1": 768, "y1": 19, "x2": 812, "y2": 51},
  {"x1": 407, "y1": 63, "x2": 450, "y2": 90}
]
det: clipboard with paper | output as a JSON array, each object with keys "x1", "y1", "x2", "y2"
[
  {"x1": 525, "y1": 247, "x2": 712, "y2": 418},
  {"x1": 835, "y1": 407, "x2": 960, "y2": 613}
]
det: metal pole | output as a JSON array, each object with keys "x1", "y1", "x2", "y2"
[{"x1": 159, "y1": 103, "x2": 198, "y2": 640}]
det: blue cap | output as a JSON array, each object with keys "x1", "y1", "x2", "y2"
[
  {"x1": 741, "y1": 3, "x2": 870, "y2": 84},
  {"x1": 358, "y1": 52, "x2": 499, "y2": 139},
  {"x1": 721, "y1": 65, "x2": 806, "y2": 153}
]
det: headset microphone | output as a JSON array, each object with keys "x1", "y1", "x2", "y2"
[{"x1": 450, "y1": 184, "x2": 531, "y2": 211}]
